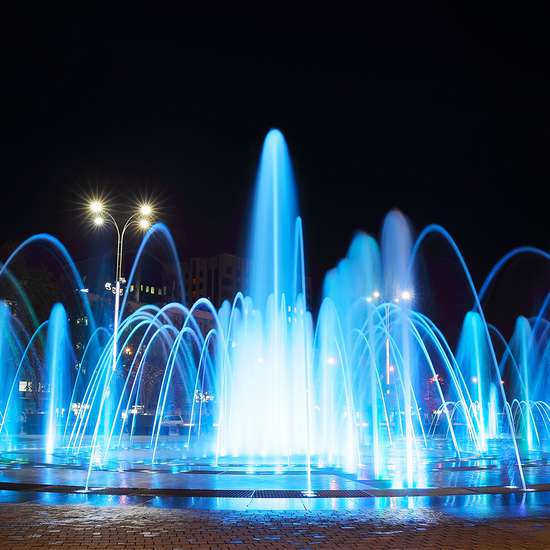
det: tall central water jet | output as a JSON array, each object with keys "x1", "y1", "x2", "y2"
[{"x1": 216, "y1": 129, "x2": 313, "y2": 462}]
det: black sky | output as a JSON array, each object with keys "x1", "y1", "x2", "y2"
[{"x1": 3, "y1": 5, "x2": 549, "y2": 303}]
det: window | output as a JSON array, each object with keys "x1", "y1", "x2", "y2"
[
  {"x1": 130, "y1": 284, "x2": 134, "y2": 292},
  {"x1": 140, "y1": 284, "x2": 144, "y2": 291},
  {"x1": 146, "y1": 285, "x2": 150, "y2": 293},
  {"x1": 151, "y1": 287, "x2": 155, "y2": 295}
]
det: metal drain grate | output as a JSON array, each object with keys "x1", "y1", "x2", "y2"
[
  {"x1": 135, "y1": 488, "x2": 255, "y2": 498},
  {"x1": 252, "y1": 490, "x2": 304, "y2": 498}
]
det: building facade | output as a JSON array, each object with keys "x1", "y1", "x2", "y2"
[{"x1": 183, "y1": 253, "x2": 249, "y2": 307}]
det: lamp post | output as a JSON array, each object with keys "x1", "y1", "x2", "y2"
[{"x1": 89, "y1": 200, "x2": 152, "y2": 372}]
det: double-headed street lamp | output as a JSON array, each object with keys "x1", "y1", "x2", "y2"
[{"x1": 88, "y1": 200, "x2": 153, "y2": 372}]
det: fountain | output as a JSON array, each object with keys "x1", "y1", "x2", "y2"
[{"x1": 0, "y1": 129, "x2": 549, "y2": 497}]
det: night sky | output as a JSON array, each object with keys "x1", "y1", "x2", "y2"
[{"x1": 3, "y1": 5, "x2": 549, "y2": 312}]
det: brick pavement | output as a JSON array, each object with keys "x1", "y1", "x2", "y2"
[{"x1": 1, "y1": 502, "x2": 549, "y2": 549}]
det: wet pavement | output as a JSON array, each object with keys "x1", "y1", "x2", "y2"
[
  {"x1": 1, "y1": 492, "x2": 550, "y2": 548},
  {"x1": 2, "y1": 435, "x2": 546, "y2": 494},
  {"x1": 2, "y1": 437, "x2": 550, "y2": 547},
  {"x1": 0, "y1": 444, "x2": 545, "y2": 497}
]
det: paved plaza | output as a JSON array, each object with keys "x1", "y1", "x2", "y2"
[{"x1": 1, "y1": 496, "x2": 550, "y2": 549}]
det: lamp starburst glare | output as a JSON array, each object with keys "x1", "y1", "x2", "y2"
[
  {"x1": 139, "y1": 204, "x2": 153, "y2": 217},
  {"x1": 139, "y1": 218, "x2": 151, "y2": 230},
  {"x1": 90, "y1": 200, "x2": 104, "y2": 214}
]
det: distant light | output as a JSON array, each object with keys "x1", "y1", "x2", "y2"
[
  {"x1": 401, "y1": 290, "x2": 413, "y2": 301},
  {"x1": 389, "y1": 365, "x2": 395, "y2": 373},
  {"x1": 471, "y1": 376, "x2": 478, "y2": 384},
  {"x1": 394, "y1": 297, "x2": 400, "y2": 303},
  {"x1": 139, "y1": 204, "x2": 153, "y2": 216},
  {"x1": 366, "y1": 296, "x2": 372, "y2": 303},
  {"x1": 90, "y1": 200, "x2": 103, "y2": 214},
  {"x1": 327, "y1": 356, "x2": 337, "y2": 366},
  {"x1": 93, "y1": 216, "x2": 104, "y2": 226},
  {"x1": 372, "y1": 290, "x2": 380, "y2": 299},
  {"x1": 138, "y1": 218, "x2": 150, "y2": 230}
]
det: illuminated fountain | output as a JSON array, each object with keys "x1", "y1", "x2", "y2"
[{"x1": 0, "y1": 129, "x2": 549, "y2": 495}]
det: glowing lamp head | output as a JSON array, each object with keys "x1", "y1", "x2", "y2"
[
  {"x1": 139, "y1": 204, "x2": 153, "y2": 217},
  {"x1": 89, "y1": 200, "x2": 103, "y2": 214},
  {"x1": 138, "y1": 218, "x2": 150, "y2": 230},
  {"x1": 93, "y1": 216, "x2": 104, "y2": 226},
  {"x1": 401, "y1": 290, "x2": 413, "y2": 301},
  {"x1": 372, "y1": 290, "x2": 380, "y2": 299},
  {"x1": 471, "y1": 376, "x2": 479, "y2": 384}
]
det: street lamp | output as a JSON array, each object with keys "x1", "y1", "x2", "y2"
[
  {"x1": 88, "y1": 200, "x2": 153, "y2": 372},
  {"x1": 90, "y1": 200, "x2": 103, "y2": 214},
  {"x1": 139, "y1": 204, "x2": 153, "y2": 217}
]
